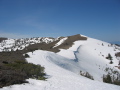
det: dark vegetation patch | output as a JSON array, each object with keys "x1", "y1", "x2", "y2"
[
  {"x1": 0, "y1": 50, "x2": 45, "y2": 88},
  {"x1": 106, "y1": 53, "x2": 113, "y2": 64},
  {"x1": 115, "y1": 44, "x2": 120, "y2": 47},
  {"x1": 115, "y1": 52, "x2": 120, "y2": 57},
  {"x1": 24, "y1": 53, "x2": 30, "y2": 58},
  {"x1": 80, "y1": 71, "x2": 94, "y2": 80},
  {"x1": 106, "y1": 53, "x2": 112, "y2": 60},
  {"x1": 0, "y1": 38, "x2": 7, "y2": 43},
  {"x1": 103, "y1": 67, "x2": 120, "y2": 85},
  {"x1": 0, "y1": 66, "x2": 28, "y2": 88},
  {"x1": 103, "y1": 73, "x2": 120, "y2": 85}
]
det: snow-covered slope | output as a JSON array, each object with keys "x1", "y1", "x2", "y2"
[
  {"x1": 1, "y1": 35, "x2": 120, "y2": 90},
  {"x1": 0, "y1": 37, "x2": 58, "y2": 52},
  {"x1": 1, "y1": 50, "x2": 120, "y2": 90},
  {"x1": 57, "y1": 37, "x2": 120, "y2": 81}
]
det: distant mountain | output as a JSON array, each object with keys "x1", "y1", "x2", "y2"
[
  {"x1": 0, "y1": 37, "x2": 7, "y2": 43},
  {"x1": 110, "y1": 41, "x2": 120, "y2": 45},
  {"x1": 0, "y1": 34, "x2": 87, "y2": 52}
]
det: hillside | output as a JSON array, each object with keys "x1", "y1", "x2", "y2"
[
  {"x1": 57, "y1": 37, "x2": 120, "y2": 81},
  {"x1": 0, "y1": 34, "x2": 87, "y2": 52},
  {"x1": 0, "y1": 34, "x2": 120, "y2": 90}
]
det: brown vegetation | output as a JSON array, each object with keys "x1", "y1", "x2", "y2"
[
  {"x1": 115, "y1": 52, "x2": 120, "y2": 57},
  {"x1": 23, "y1": 34, "x2": 87, "y2": 53}
]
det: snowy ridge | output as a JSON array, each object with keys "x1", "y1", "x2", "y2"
[
  {"x1": 57, "y1": 37, "x2": 120, "y2": 81},
  {"x1": 0, "y1": 37, "x2": 58, "y2": 52},
  {"x1": 0, "y1": 35, "x2": 120, "y2": 90}
]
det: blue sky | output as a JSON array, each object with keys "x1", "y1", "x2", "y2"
[{"x1": 0, "y1": 0, "x2": 120, "y2": 42}]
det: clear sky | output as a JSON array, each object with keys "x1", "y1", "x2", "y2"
[{"x1": 0, "y1": 0, "x2": 120, "y2": 42}]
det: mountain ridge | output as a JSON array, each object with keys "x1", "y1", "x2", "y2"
[{"x1": 0, "y1": 34, "x2": 120, "y2": 89}]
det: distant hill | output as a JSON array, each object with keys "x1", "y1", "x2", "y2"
[
  {"x1": 0, "y1": 37, "x2": 7, "y2": 43},
  {"x1": 110, "y1": 41, "x2": 120, "y2": 45}
]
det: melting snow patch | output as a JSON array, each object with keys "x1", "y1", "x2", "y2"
[{"x1": 53, "y1": 37, "x2": 68, "y2": 48}]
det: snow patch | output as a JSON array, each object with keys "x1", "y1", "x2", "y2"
[{"x1": 53, "y1": 37, "x2": 68, "y2": 48}]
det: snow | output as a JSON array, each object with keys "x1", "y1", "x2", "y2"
[
  {"x1": 1, "y1": 49, "x2": 120, "y2": 90},
  {"x1": 117, "y1": 57, "x2": 120, "y2": 60},
  {"x1": 0, "y1": 37, "x2": 120, "y2": 90},
  {"x1": 0, "y1": 37, "x2": 57, "y2": 52},
  {"x1": 57, "y1": 40, "x2": 86, "y2": 59},
  {"x1": 53, "y1": 37, "x2": 68, "y2": 48},
  {"x1": 57, "y1": 38, "x2": 120, "y2": 81}
]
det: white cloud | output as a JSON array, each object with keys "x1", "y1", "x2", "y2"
[{"x1": 0, "y1": 32, "x2": 30, "y2": 39}]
